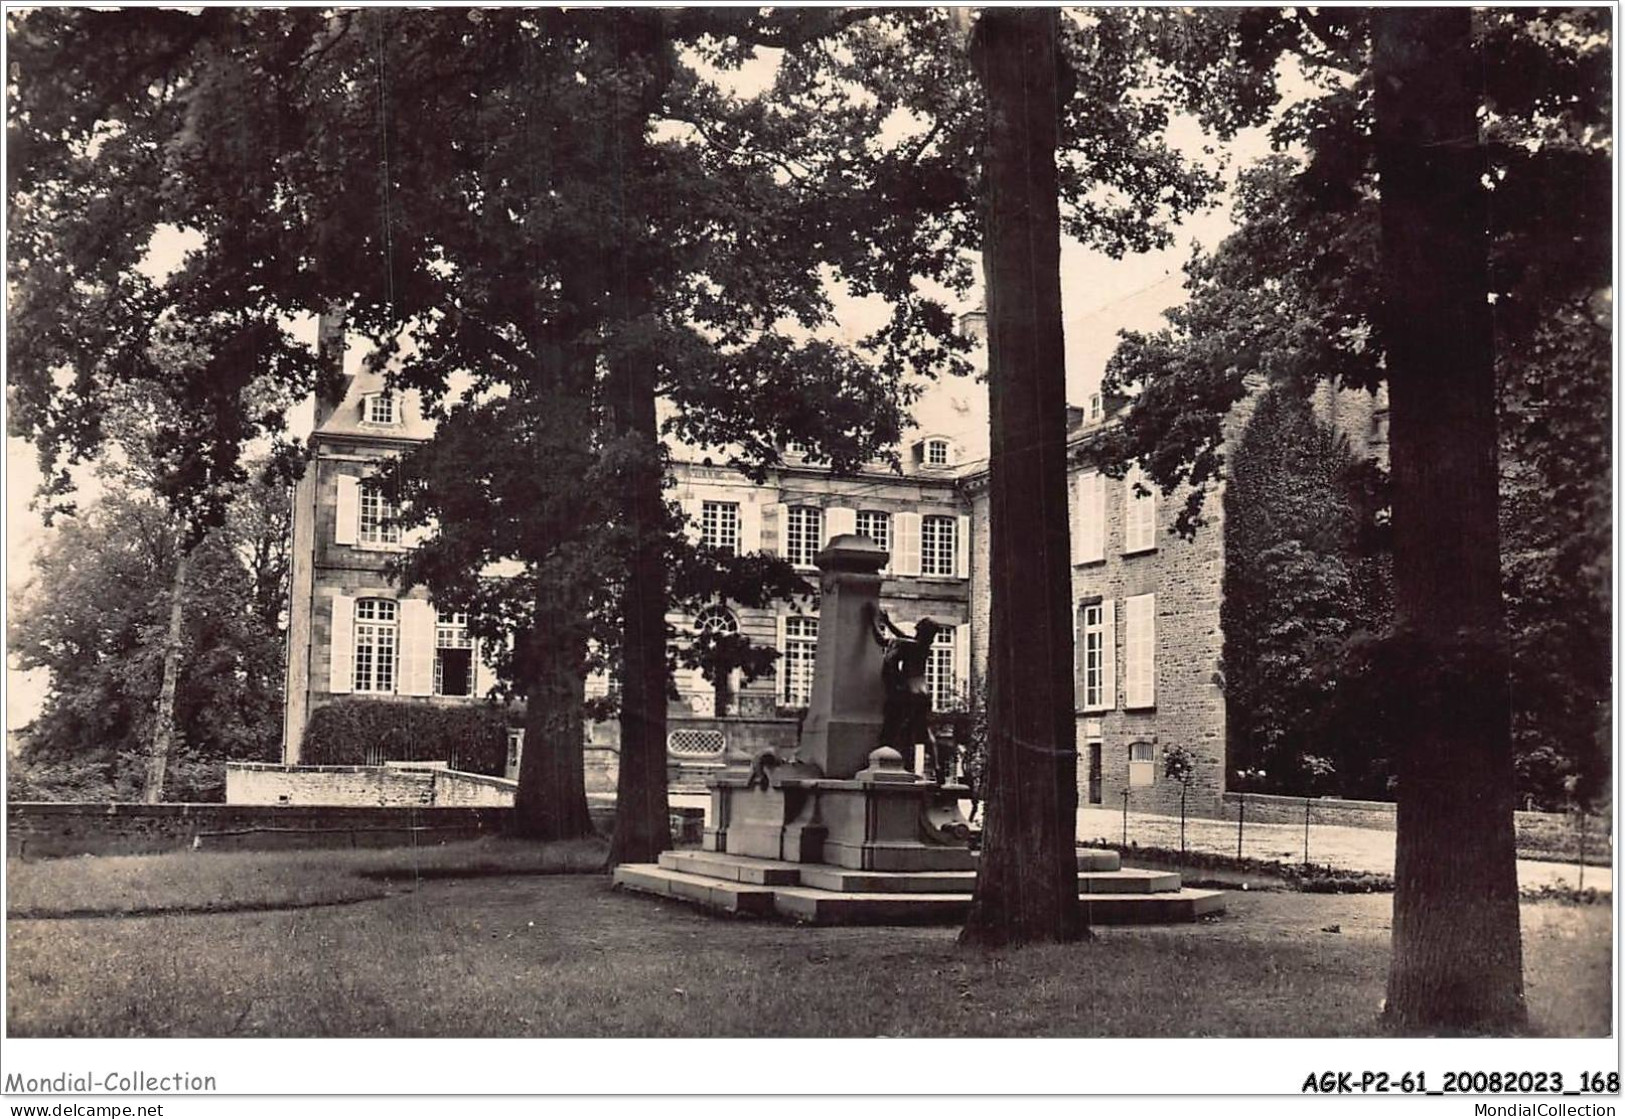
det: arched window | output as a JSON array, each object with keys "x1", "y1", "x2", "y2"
[{"x1": 693, "y1": 605, "x2": 739, "y2": 636}]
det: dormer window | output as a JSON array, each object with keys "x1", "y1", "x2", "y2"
[
  {"x1": 925, "y1": 438, "x2": 950, "y2": 467},
  {"x1": 362, "y1": 392, "x2": 400, "y2": 426},
  {"x1": 1088, "y1": 393, "x2": 1103, "y2": 422}
]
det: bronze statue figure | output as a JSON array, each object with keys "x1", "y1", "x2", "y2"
[{"x1": 869, "y1": 605, "x2": 953, "y2": 783}]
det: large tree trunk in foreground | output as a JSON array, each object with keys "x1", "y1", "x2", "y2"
[
  {"x1": 960, "y1": 7, "x2": 1083, "y2": 947},
  {"x1": 605, "y1": 11, "x2": 676, "y2": 867},
  {"x1": 1374, "y1": 8, "x2": 1525, "y2": 1031},
  {"x1": 144, "y1": 549, "x2": 189, "y2": 804},
  {"x1": 512, "y1": 620, "x2": 595, "y2": 840}
]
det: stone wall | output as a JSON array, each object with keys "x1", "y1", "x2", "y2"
[
  {"x1": 6, "y1": 801, "x2": 509, "y2": 860},
  {"x1": 1070, "y1": 465, "x2": 1229, "y2": 817},
  {"x1": 227, "y1": 762, "x2": 438, "y2": 806},
  {"x1": 432, "y1": 769, "x2": 517, "y2": 807}
]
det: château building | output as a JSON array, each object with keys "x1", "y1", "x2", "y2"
[{"x1": 276, "y1": 312, "x2": 1386, "y2": 817}]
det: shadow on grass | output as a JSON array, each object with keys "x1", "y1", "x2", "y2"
[{"x1": 6, "y1": 836, "x2": 609, "y2": 919}]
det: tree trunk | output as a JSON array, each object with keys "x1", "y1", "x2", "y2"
[
  {"x1": 145, "y1": 548, "x2": 188, "y2": 804},
  {"x1": 604, "y1": 11, "x2": 676, "y2": 867},
  {"x1": 960, "y1": 7, "x2": 1083, "y2": 947},
  {"x1": 512, "y1": 620, "x2": 596, "y2": 840},
  {"x1": 1374, "y1": 8, "x2": 1525, "y2": 1031}
]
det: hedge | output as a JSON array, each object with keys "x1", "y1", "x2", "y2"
[{"x1": 302, "y1": 699, "x2": 510, "y2": 776}]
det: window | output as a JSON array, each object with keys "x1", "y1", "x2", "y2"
[
  {"x1": 926, "y1": 627, "x2": 957, "y2": 712},
  {"x1": 781, "y1": 615, "x2": 818, "y2": 706},
  {"x1": 855, "y1": 509, "x2": 891, "y2": 558},
  {"x1": 1129, "y1": 741, "x2": 1156, "y2": 787},
  {"x1": 694, "y1": 604, "x2": 739, "y2": 637},
  {"x1": 1081, "y1": 603, "x2": 1106, "y2": 710},
  {"x1": 505, "y1": 728, "x2": 525, "y2": 779},
  {"x1": 362, "y1": 392, "x2": 399, "y2": 425},
  {"x1": 1124, "y1": 467, "x2": 1157, "y2": 554},
  {"x1": 1089, "y1": 392, "x2": 1103, "y2": 421},
  {"x1": 785, "y1": 506, "x2": 824, "y2": 567},
  {"x1": 353, "y1": 599, "x2": 399, "y2": 693},
  {"x1": 1124, "y1": 593, "x2": 1156, "y2": 709},
  {"x1": 434, "y1": 610, "x2": 474, "y2": 697},
  {"x1": 921, "y1": 515, "x2": 957, "y2": 576},
  {"x1": 701, "y1": 501, "x2": 741, "y2": 554},
  {"x1": 358, "y1": 483, "x2": 402, "y2": 547},
  {"x1": 925, "y1": 438, "x2": 950, "y2": 466}
]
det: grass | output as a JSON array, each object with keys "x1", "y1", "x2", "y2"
[
  {"x1": 6, "y1": 863, "x2": 1612, "y2": 1038},
  {"x1": 5, "y1": 836, "x2": 608, "y2": 918}
]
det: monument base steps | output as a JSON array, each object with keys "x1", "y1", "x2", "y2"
[{"x1": 613, "y1": 848, "x2": 1224, "y2": 926}]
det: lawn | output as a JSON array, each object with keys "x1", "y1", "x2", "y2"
[
  {"x1": 5, "y1": 836, "x2": 608, "y2": 918},
  {"x1": 5, "y1": 849, "x2": 1611, "y2": 1038}
]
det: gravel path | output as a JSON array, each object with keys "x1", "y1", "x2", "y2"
[{"x1": 1075, "y1": 806, "x2": 1613, "y2": 893}]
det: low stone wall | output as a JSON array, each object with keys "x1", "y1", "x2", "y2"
[
  {"x1": 433, "y1": 769, "x2": 517, "y2": 807},
  {"x1": 584, "y1": 746, "x2": 619, "y2": 794},
  {"x1": 1220, "y1": 792, "x2": 1611, "y2": 864},
  {"x1": 6, "y1": 801, "x2": 511, "y2": 860},
  {"x1": 226, "y1": 762, "x2": 437, "y2": 807}
]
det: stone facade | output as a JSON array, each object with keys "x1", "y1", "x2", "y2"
[{"x1": 282, "y1": 364, "x2": 979, "y2": 780}]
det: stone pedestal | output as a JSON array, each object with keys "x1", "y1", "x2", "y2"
[
  {"x1": 796, "y1": 535, "x2": 889, "y2": 780},
  {"x1": 704, "y1": 776, "x2": 974, "y2": 871},
  {"x1": 702, "y1": 534, "x2": 973, "y2": 872}
]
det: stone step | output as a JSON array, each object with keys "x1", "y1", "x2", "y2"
[
  {"x1": 1076, "y1": 849, "x2": 1121, "y2": 872},
  {"x1": 659, "y1": 849, "x2": 802, "y2": 886},
  {"x1": 1080, "y1": 889, "x2": 1227, "y2": 924},
  {"x1": 797, "y1": 866, "x2": 1181, "y2": 895},
  {"x1": 771, "y1": 886, "x2": 1225, "y2": 926},
  {"x1": 611, "y1": 864, "x2": 777, "y2": 916},
  {"x1": 772, "y1": 887, "x2": 970, "y2": 925}
]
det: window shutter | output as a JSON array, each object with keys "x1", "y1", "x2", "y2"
[
  {"x1": 1078, "y1": 473, "x2": 1102, "y2": 562},
  {"x1": 681, "y1": 497, "x2": 703, "y2": 544},
  {"x1": 955, "y1": 514, "x2": 971, "y2": 578},
  {"x1": 1074, "y1": 604, "x2": 1088, "y2": 710},
  {"x1": 1101, "y1": 598, "x2": 1117, "y2": 710},
  {"x1": 334, "y1": 474, "x2": 359, "y2": 546},
  {"x1": 775, "y1": 614, "x2": 789, "y2": 703},
  {"x1": 953, "y1": 623, "x2": 970, "y2": 703},
  {"x1": 826, "y1": 505, "x2": 857, "y2": 542},
  {"x1": 1125, "y1": 594, "x2": 1154, "y2": 708},
  {"x1": 473, "y1": 639, "x2": 497, "y2": 699},
  {"x1": 1125, "y1": 469, "x2": 1156, "y2": 553},
  {"x1": 398, "y1": 599, "x2": 436, "y2": 696},
  {"x1": 764, "y1": 503, "x2": 786, "y2": 557},
  {"x1": 328, "y1": 594, "x2": 355, "y2": 694},
  {"x1": 1071, "y1": 476, "x2": 1087, "y2": 565},
  {"x1": 894, "y1": 512, "x2": 922, "y2": 576},
  {"x1": 740, "y1": 498, "x2": 762, "y2": 554}
]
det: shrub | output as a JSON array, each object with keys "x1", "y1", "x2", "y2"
[{"x1": 302, "y1": 699, "x2": 510, "y2": 775}]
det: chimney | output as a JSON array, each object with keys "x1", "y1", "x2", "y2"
[{"x1": 313, "y1": 303, "x2": 350, "y2": 428}]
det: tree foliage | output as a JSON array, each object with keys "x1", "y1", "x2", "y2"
[
  {"x1": 1222, "y1": 383, "x2": 1393, "y2": 798},
  {"x1": 1102, "y1": 9, "x2": 1609, "y2": 810},
  {"x1": 8, "y1": 479, "x2": 287, "y2": 802}
]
